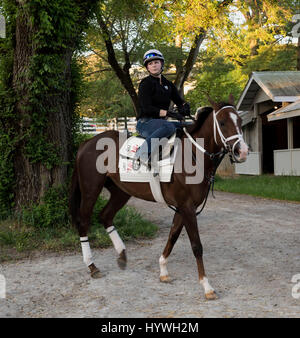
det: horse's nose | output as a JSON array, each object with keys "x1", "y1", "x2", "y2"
[
  {"x1": 234, "y1": 147, "x2": 240, "y2": 157},
  {"x1": 238, "y1": 140, "x2": 248, "y2": 161}
]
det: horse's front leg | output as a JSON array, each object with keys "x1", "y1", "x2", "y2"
[
  {"x1": 181, "y1": 207, "x2": 217, "y2": 300},
  {"x1": 159, "y1": 212, "x2": 184, "y2": 283}
]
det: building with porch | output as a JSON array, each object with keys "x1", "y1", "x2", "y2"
[{"x1": 234, "y1": 71, "x2": 300, "y2": 176}]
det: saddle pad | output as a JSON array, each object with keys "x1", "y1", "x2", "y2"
[{"x1": 119, "y1": 133, "x2": 178, "y2": 183}]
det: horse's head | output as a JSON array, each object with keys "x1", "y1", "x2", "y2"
[{"x1": 208, "y1": 94, "x2": 248, "y2": 163}]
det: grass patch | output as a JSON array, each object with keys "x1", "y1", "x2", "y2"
[
  {"x1": 0, "y1": 186, "x2": 158, "y2": 262},
  {"x1": 214, "y1": 174, "x2": 300, "y2": 202}
]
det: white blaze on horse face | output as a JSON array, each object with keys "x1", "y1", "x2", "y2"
[
  {"x1": 106, "y1": 226, "x2": 126, "y2": 254},
  {"x1": 159, "y1": 255, "x2": 169, "y2": 278},
  {"x1": 230, "y1": 112, "x2": 248, "y2": 161},
  {"x1": 230, "y1": 112, "x2": 239, "y2": 135}
]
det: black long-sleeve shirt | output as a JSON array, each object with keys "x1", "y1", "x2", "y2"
[{"x1": 137, "y1": 75, "x2": 184, "y2": 120}]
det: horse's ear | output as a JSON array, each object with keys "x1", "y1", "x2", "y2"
[
  {"x1": 205, "y1": 92, "x2": 217, "y2": 109},
  {"x1": 228, "y1": 93, "x2": 235, "y2": 105},
  {"x1": 195, "y1": 106, "x2": 213, "y2": 120}
]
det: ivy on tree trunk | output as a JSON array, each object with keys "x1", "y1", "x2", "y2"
[{"x1": 0, "y1": 0, "x2": 97, "y2": 213}]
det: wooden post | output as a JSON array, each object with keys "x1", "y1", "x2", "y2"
[
  {"x1": 297, "y1": 36, "x2": 300, "y2": 71},
  {"x1": 253, "y1": 103, "x2": 262, "y2": 174},
  {"x1": 287, "y1": 118, "x2": 293, "y2": 150},
  {"x1": 282, "y1": 103, "x2": 293, "y2": 150},
  {"x1": 253, "y1": 104, "x2": 262, "y2": 152}
]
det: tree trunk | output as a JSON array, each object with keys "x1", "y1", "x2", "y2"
[
  {"x1": 174, "y1": 35, "x2": 184, "y2": 98},
  {"x1": 96, "y1": 13, "x2": 139, "y2": 116},
  {"x1": 174, "y1": 31, "x2": 206, "y2": 95},
  {"x1": 12, "y1": 4, "x2": 73, "y2": 210},
  {"x1": 172, "y1": 0, "x2": 232, "y2": 95},
  {"x1": 297, "y1": 36, "x2": 300, "y2": 71}
]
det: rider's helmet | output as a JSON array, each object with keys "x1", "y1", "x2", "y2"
[{"x1": 143, "y1": 49, "x2": 164, "y2": 70}]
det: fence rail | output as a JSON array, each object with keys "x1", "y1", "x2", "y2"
[
  {"x1": 81, "y1": 116, "x2": 194, "y2": 135},
  {"x1": 81, "y1": 117, "x2": 137, "y2": 134}
]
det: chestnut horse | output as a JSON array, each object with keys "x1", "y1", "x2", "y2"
[{"x1": 69, "y1": 96, "x2": 248, "y2": 300}]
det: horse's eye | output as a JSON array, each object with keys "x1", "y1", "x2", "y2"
[{"x1": 220, "y1": 121, "x2": 225, "y2": 127}]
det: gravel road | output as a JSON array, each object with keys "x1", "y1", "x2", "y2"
[{"x1": 0, "y1": 191, "x2": 299, "y2": 318}]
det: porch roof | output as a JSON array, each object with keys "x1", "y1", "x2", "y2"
[
  {"x1": 237, "y1": 71, "x2": 300, "y2": 111},
  {"x1": 267, "y1": 100, "x2": 300, "y2": 121}
]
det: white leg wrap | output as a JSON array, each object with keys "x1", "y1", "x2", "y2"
[
  {"x1": 80, "y1": 237, "x2": 93, "y2": 267},
  {"x1": 200, "y1": 277, "x2": 215, "y2": 294},
  {"x1": 159, "y1": 255, "x2": 168, "y2": 277},
  {"x1": 106, "y1": 226, "x2": 126, "y2": 255}
]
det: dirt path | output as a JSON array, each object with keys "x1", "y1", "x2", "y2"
[{"x1": 0, "y1": 191, "x2": 299, "y2": 318}]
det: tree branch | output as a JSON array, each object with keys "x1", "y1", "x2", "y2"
[
  {"x1": 86, "y1": 68, "x2": 112, "y2": 76},
  {"x1": 90, "y1": 49, "x2": 108, "y2": 63},
  {"x1": 173, "y1": 0, "x2": 234, "y2": 94},
  {"x1": 95, "y1": 10, "x2": 138, "y2": 114},
  {"x1": 174, "y1": 30, "x2": 206, "y2": 91}
]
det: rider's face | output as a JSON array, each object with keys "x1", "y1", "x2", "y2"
[{"x1": 146, "y1": 60, "x2": 162, "y2": 76}]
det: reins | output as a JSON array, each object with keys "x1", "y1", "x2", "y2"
[
  {"x1": 167, "y1": 150, "x2": 225, "y2": 216},
  {"x1": 167, "y1": 105, "x2": 239, "y2": 216}
]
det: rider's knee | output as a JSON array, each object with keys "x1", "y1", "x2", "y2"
[{"x1": 165, "y1": 122, "x2": 177, "y2": 135}]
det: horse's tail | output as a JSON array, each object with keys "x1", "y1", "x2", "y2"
[{"x1": 69, "y1": 164, "x2": 81, "y2": 231}]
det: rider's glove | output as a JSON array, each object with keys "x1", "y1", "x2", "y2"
[
  {"x1": 167, "y1": 110, "x2": 184, "y2": 120},
  {"x1": 178, "y1": 102, "x2": 191, "y2": 116}
]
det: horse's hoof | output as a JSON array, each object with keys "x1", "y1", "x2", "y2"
[
  {"x1": 117, "y1": 250, "x2": 127, "y2": 270},
  {"x1": 91, "y1": 269, "x2": 102, "y2": 278},
  {"x1": 160, "y1": 275, "x2": 171, "y2": 283},
  {"x1": 89, "y1": 263, "x2": 102, "y2": 278},
  {"x1": 205, "y1": 291, "x2": 218, "y2": 300}
]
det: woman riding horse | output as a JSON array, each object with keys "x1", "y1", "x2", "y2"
[
  {"x1": 70, "y1": 90, "x2": 248, "y2": 300},
  {"x1": 135, "y1": 49, "x2": 190, "y2": 166}
]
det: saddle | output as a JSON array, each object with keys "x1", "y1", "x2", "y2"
[
  {"x1": 119, "y1": 130, "x2": 181, "y2": 182},
  {"x1": 119, "y1": 130, "x2": 183, "y2": 204}
]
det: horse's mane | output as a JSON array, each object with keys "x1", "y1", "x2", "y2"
[{"x1": 185, "y1": 102, "x2": 235, "y2": 134}]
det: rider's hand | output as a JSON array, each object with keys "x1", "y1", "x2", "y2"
[
  {"x1": 166, "y1": 110, "x2": 184, "y2": 121},
  {"x1": 159, "y1": 109, "x2": 167, "y2": 117},
  {"x1": 178, "y1": 102, "x2": 191, "y2": 116}
]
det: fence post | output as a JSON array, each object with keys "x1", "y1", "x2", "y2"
[{"x1": 124, "y1": 116, "x2": 128, "y2": 130}]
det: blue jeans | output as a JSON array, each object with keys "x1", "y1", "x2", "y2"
[{"x1": 136, "y1": 118, "x2": 183, "y2": 158}]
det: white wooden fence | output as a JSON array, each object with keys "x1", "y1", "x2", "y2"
[
  {"x1": 81, "y1": 116, "x2": 137, "y2": 134},
  {"x1": 274, "y1": 149, "x2": 300, "y2": 176},
  {"x1": 81, "y1": 116, "x2": 194, "y2": 135}
]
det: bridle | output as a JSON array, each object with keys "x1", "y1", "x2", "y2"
[
  {"x1": 213, "y1": 106, "x2": 244, "y2": 163},
  {"x1": 167, "y1": 105, "x2": 244, "y2": 216},
  {"x1": 183, "y1": 105, "x2": 244, "y2": 163},
  {"x1": 167, "y1": 105, "x2": 245, "y2": 216}
]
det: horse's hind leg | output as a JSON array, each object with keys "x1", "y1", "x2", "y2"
[
  {"x1": 77, "y1": 175, "x2": 107, "y2": 279},
  {"x1": 159, "y1": 212, "x2": 184, "y2": 283},
  {"x1": 100, "y1": 180, "x2": 131, "y2": 269}
]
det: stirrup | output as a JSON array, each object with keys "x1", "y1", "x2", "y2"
[
  {"x1": 148, "y1": 156, "x2": 160, "y2": 176},
  {"x1": 135, "y1": 153, "x2": 150, "y2": 169}
]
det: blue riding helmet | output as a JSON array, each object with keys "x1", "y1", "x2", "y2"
[{"x1": 143, "y1": 49, "x2": 165, "y2": 67}]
